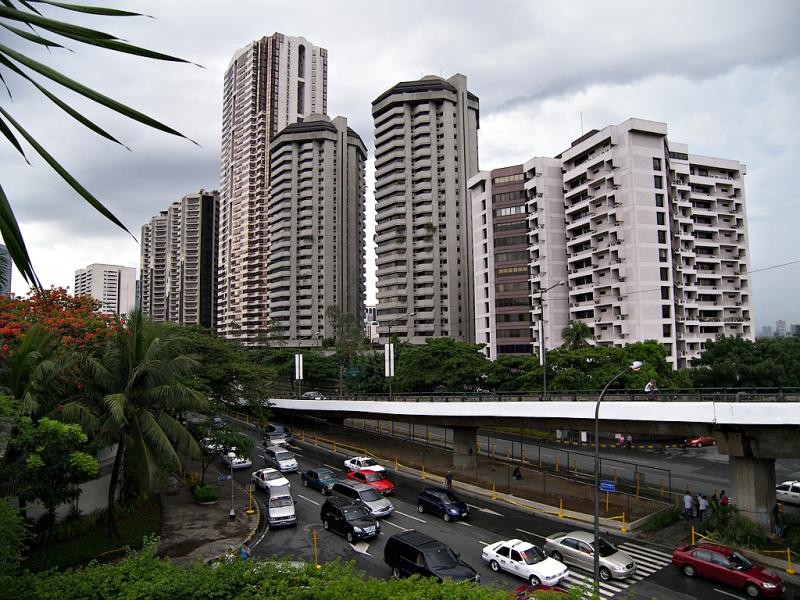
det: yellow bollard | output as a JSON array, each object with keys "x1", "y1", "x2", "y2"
[
  {"x1": 301, "y1": 430, "x2": 305, "y2": 443},
  {"x1": 364, "y1": 447, "x2": 368, "y2": 457},
  {"x1": 555, "y1": 456, "x2": 560, "y2": 473},
  {"x1": 314, "y1": 434, "x2": 318, "y2": 447},
  {"x1": 559, "y1": 497, "x2": 564, "y2": 518},
  {"x1": 332, "y1": 440, "x2": 336, "y2": 454},
  {"x1": 786, "y1": 548, "x2": 796, "y2": 575},
  {"x1": 691, "y1": 526, "x2": 695, "y2": 545},
  {"x1": 620, "y1": 512, "x2": 628, "y2": 533},
  {"x1": 245, "y1": 485, "x2": 256, "y2": 515},
  {"x1": 421, "y1": 462, "x2": 427, "y2": 480},
  {"x1": 492, "y1": 444, "x2": 496, "y2": 458},
  {"x1": 635, "y1": 472, "x2": 640, "y2": 499},
  {"x1": 313, "y1": 529, "x2": 320, "y2": 568},
  {"x1": 660, "y1": 479, "x2": 665, "y2": 497},
  {"x1": 491, "y1": 482, "x2": 497, "y2": 501},
  {"x1": 428, "y1": 431, "x2": 432, "y2": 443},
  {"x1": 573, "y1": 459, "x2": 578, "y2": 478},
  {"x1": 521, "y1": 448, "x2": 525, "y2": 464},
  {"x1": 605, "y1": 491, "x2": 609, "y2": 513},
  {"x1": 506, "y1": 447, "x2": 510, "y2": 460},
  {"x1": 395, "y1": 457, "x2": 399, "y2": 471}
]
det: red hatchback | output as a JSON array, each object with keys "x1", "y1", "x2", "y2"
[
  {"x1": 512, "y1": 584, "x2": 567, "y2": 598},
  {"x1": 346, "y1": 469, "x2": 395, "y2": 494},
  {"x1": 672, "y1": 542, "x2": 784, "y2": 598},
  {"x1": 685, "y1": 435, "x2": 715, "y2": 447}
]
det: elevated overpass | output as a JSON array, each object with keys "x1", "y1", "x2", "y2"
[{"x1": 269, "y1": 392, "x2": 800, "y2": 531}]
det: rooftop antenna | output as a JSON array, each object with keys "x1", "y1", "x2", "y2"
[{"x1": 580, "y1": 111, "x2": 584, "y2": 135}]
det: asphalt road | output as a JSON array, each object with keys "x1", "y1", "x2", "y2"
[{"x1": 221, "y1": 426, "x2": 799, "y2": 600}]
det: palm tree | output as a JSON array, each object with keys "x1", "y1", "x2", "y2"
[
  {"x1": 81, "y1": 311, "x2": 205, "y2": 537},
  {"x1": 561, "y1": 320, "x2": 594, "y2": 350}
]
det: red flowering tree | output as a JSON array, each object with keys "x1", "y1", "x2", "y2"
[{"x1": 0, "y1": 288, "x2": 115, "y2": 360}]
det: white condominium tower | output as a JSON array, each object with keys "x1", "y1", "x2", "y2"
[
  {"x1": 267, "y1": 114, "x2": 367, "y2": 346},
  {"x1": 372, "y1": 74, "x2": 480, "y2": 343},
  {"x1": 140, "y1": 191, "x2": 219, "y2": 329},
  {"x1": 74, "y1": 263, "x2": 136, "y2": 316},
  {"x1": 218, "y1": 33, "x2": 327, "y2": 343},
  {"x1": 471, "y1": 118, "x2": 752, "y2": 368}
]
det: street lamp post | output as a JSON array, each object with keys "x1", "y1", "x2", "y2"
[
  {"x1": 386, "y1": 312, "x2": 415, "y2": 400},
  {"x1": 593, "y1": 360, "x2": 642, "y2": 592},
  {"x1": 227, "y1": 452, "x2": 236, "y2": 520},
  {"x1": 532, "y1": 280, "x2": 565, "y2": 399}
]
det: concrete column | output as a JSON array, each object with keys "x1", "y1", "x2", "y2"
[
  {"x1": 729, "y1": 456, "x2": 776, "y2": 532},
  {"x1": 452, "y1": 426, "x2": 478, "y2": 470}
]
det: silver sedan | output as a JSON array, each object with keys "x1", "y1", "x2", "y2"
[{"x1": 543, "y1": 530, "x2": 635, "y2": 581}]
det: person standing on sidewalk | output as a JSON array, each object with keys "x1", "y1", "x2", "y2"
[
  {"x1": 445, "y1": 470, "x2": 453, "y2": 491},
  {"x1": 683, "y1": 491, "x2": 694, "y2": 520},
  {"x1": 698, "y1": 494, "x2": 709, "y2": 521}
]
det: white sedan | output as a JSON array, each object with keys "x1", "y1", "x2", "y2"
[
  {"x1": 776, "y1": 481, "x2": 800, "y2": 505},
  {"x1": 482, "y1": 539, "x2": 569, "y2": 587},
  {"x1": 251, "y1": 468, "x2": 291, "y2": 491},
  {"x1": 343, "y1": 456, "x2": 385, "y2": 473},
  {"x1": 222, "y1": 449, "x2": 252, "y2": 470}
]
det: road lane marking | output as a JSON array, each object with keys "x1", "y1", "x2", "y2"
[
  {"x1": 382, "y1": 520, "x2": 409, "y2": 532},
  {"x1": 712, "y1": 589, "x2": 746, "y2": 599},
  {"x1": 297, "y1": 494, "x2": 319, "y2": 506},
  {"x1": 466, "y1": 503, "x2": 503, "y2": 516},
  {"x1": 515, "y1": 528, "x2": 546, "y2": 540},
  {"x1": 457, "y1": 521, "x2": 472, "y2": 527},
  {"x1": 324, "y1": 464, "x2": 342, "y2": 471},
  {"x1": 350, "y1": 542, "x2": 372, "y2": 556},
  {"x1": 394, "y1": 510, "x2": 425, "y2": 523}
]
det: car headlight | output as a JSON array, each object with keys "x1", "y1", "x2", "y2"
[
  {"x1": 762, "y1": 582, "x2": 777, "y2": 589},
  {"x1": 613, "y1": 564, "x2": 627, "y2": 571},
  {"x1": 448, "y1": 508, "x2": 459, "y2": 514},
  {"x1": 353, "y1": 527, "x2": 363, "y2": 534},
  {"x1": 375, "y1": 521, "x2": 380, "y2": 529}
]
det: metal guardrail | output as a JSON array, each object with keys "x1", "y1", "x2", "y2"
[{"x1": 288, "y1": 390, "x2": 800, "y2": 403}]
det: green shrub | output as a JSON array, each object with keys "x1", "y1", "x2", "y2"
[
  {"x1": 641, "y1": 506, "x2": 681, "y2": 532},
  {"x1": 700, "y1": 505, "x2": 768, "y2": 550},
  {"x1": 191, "y1": 484, "x2": 218, "y2": 503}
]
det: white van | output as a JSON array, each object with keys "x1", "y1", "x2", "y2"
[{"x1": 264, "y1": 445, "x2": 299, "y2": 473}]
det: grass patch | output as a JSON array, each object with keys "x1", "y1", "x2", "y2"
[
  {"x1": 641, "y1": 506, "x2": 681, "y2": 532},
  {"x1": 24, "y1": 497, "x2": 162, "y2": 572}
]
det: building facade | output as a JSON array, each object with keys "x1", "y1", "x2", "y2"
[
  {"x1": 74, "y1": 263, "x2": 136, "y2": 316},
  {"x1": 140, "y1": 191, "x2": 219, "y2": 328},
  {"x1": 0, "y1": 243, "x2": 10, "y2": 296},
  {"x1": 472, "y1": 119, "x2": 752, "y2": 368},
  {"x1": 372, "y1": 74, "x2": 479, "y2": 344},
  {"x1": 267, "y1": 114, "x2": 366, "y2": 346},
  {"x1": 218, "y1": 33, "x2": 327, "y2": 343}
]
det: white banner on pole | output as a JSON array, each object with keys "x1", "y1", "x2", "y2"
[
  {"x1": 384, "y1": 343, "x2": 394, "y2": 377},
  {"x1": 538, "y1": 320, "x2": 544, "y2": 366},
  {"x1": 294, "y1": 353, "x2": 303, "y2": 380}
]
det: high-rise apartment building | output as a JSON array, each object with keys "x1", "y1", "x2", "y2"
[
  {"x1": 267, "y1": 114, "x2": 366, "y2": 345},
  {"x1": 372, "y1": 74, "x2": 479, "y2": 344},
  {"x1": 74, "y1": 263, "x2": 136, "y2": 315},
  {"x1": 218, "y1": 33, "x2": 327, "y2": 343},
  {"x1": 775, "y1": 320, "x2": 787, "y2": 337},
  {"x1": 0, "y1": 243, "x2": 10, "y2": 297},
  {"x1": 140, "y1": 191, "x2": 219, "y2": 329},
  {"x1": 472, "y1": 118, "x2": 752, "y2": 368}
]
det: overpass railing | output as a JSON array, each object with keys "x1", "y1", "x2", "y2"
[{"x1": 296, "y1": 388, "x2": 800, "y2": 403}]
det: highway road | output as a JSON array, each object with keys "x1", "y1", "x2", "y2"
[{"x1": 221, "y1": 425, "x2": 799, "y2": 600}]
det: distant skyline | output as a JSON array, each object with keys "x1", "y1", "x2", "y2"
[{"x1": 1, "y1": 0, "x2": 798, "y2": 329}]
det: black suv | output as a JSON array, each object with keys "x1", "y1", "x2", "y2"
[
  {"x1": 320, "y1": 497, "x2": 380, "y2": 543},
  {"x1": 263, "y1": 423, "x2": 292, "y2": 443},
  {"x1": 384, "y1": 530, "x2": 480, "y2": 583}
]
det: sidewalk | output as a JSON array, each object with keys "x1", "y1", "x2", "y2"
[{"x1": 157, "y1": 464, "x2": 260, "y2": 566}]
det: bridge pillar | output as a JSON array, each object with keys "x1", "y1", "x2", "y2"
[
  {"x1": 729, "y1": 456, "x2": 776, "y2": 532},
  {"x1": 452, "y1": 427, "x2": 478, "y2": 470}
]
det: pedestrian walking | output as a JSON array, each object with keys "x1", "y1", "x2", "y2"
[
  {"x1": 683, "y1": 491, "x2": 694, "y2": 520},
  {"x1": 698, "y1": 494, "x2": 709, "y2": 521},
  {"x1": 513, "y1": 466, "x2": 522, "y2": 480},
  {"x1": 720, "y1": 490, "x2": 730, "y2": 506},
  {"x1": 239, "y1": 543, "x2": 251, "y2": 560},
  {"x1": 625, "y1": 434, "x2": 633, "y2": 450},
  {"x1": 445, "y1": 470, "x2": 453, "y2": 491},
  {"x1": 645, "y1": 380, "x2": 657, "y2": 400}
]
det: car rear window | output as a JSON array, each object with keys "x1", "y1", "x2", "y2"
[
  {"x1": 344, "y1": 507, "x2": 369, "y2": 521},
  {"x1": 360, "y1": 489, "x2": 382, "y2": 502},
  {"x1": 276, "y1": 452, "x2": 293, "y2": 461},
  {"x1": 269, "y1": 497, "x2": 292, "y2": 508},
  {"x1": 425, "y1": 546, "x2": 459, "y2": 569}
]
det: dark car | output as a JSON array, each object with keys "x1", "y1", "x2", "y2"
[
  {"x1": 416, "y1": 487, "x2": 469, "y2": 522},
  {"x1": 263, "y1": 423, "x2": 292, "y2": 443},
  {"x1": 672, "y1": 542, "x2": 784, "y2": 598},
  {"x1": 384, "y1": 530, "x2": 480, "y2": 583},
  {"x1": 301, "y1": 468, "x2": 338, "y2": 495},
  {"x1": 320, "y1": 497, "x2": 380, "y2": 543}
]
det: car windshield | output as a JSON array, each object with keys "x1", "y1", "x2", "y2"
[
  {"x1": 276, "y1": 452, "x2": 294, "y2": 461},
  {"x1": 361, "y1": 459, "x2": 377, "y2": 467},
  {"x1": 317, "y1": 469, "x2": 335, "y2": 480},
  {"x1": 729, "y1": 551, "x2": 753, "y2": 570},
  {"x1": 364, "y1": 473, "x2": 383, "y2": 483},
  {"x1": 441, "y1": 492, "x2": 461, "y2": 504},
  {"x1": 344, "y1": 507, "x2": 370, "y2": 521},
  {"x1": 360, "y1": 489, "x2": 382, "y2": 502},
  {"x1": 269, "y1": 497, "x2": 292, "y2": 508},
  {"x1": 425, "y1": 546, "x2": 459, "y2": 569},
  {"x1": 597, "y1": 538, "x2": 617, "y2": 557},
  {"x1": 265, "y1": 471, "x2": 282, "y2": 480},
  {"x1": 520, "y1": 546, "x2": 546, "y2": 565}
]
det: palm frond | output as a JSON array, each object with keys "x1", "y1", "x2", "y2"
[
  {"x1": 0, "y1": 182, "x2": 39, "y2": 286},
  {"x1": 137, "y1": 409, "x2": 180, "y2": 473},
  {"x1": 154, "y1": 410, "x2": 200, "y2": 460},
  {"x1": 27, "y1": 1, "x2": 148, "y2": 18},
  {"x1": 103, "y1": 392, "x2": 127, "y2": 428}
]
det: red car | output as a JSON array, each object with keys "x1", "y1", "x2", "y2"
[
  {"x1": 346, "y1": 469, "x2": 395, "y2": 494},
  {"x1": 672, "y1": 542, "x2": 784, "y2": 598},
  {"x1": 684, "y1": 435, "x2": 715, "y2": 447},
  {"x1": 512, "y1": 584, "x2": 567, "y2": 598}
]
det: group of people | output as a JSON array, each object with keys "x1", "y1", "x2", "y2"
[{"x1": 683, "y1": 489, "x2": 730, "y2": 521}]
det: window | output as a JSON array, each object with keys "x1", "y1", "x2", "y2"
[
  {"x1": 663, "y1": 324, "x2": 671, "y2": 337},
  {"x1": 509, "y1": 550, "x2": 523, "y2": 563},
  {"x1": 662, "y1": 305, "x2": 671, "y2": 318},
  {"x1": 561, "y1": 538, "x2": 579, "y2": 550},
  {"x1": 692, "y1": 549, "x2": 713, "y2": 562},
  {"x1": 494, "y1": 205, "x2": 526, "y2": 218},
  {"x1": 297, "y1": 81, "x2": 305, "y2": 113},
  {"x1": 656, "y1": 212, "x2": 665, "y2": 226},
  {"x1": 658, "y1": 230, "x2": 667, "y2": 244},
  {"x1": 655, "y1": 193, "x2": 664, "y2": 207},
  {"x1": 496, "y1": 546, "x2": 510, "y2": 558},
  {"x1": 659, "y1": 249, "x2": 668, "y2": 263},
  {"x1": 661, "y1": 286, "x2": 670, "y2": 300},
  {"x1": 660, "y1": 267, "x2": 669, "y2": 282},
  {"x1": 297, "y1": 45, "x2": 306, "y2": 76},
  {"x1": 654, "y1": 175, "x2": 663, "y2": 189},
  {"x1": 653, "y1": 157, "x2": 662, "y2": 171},
  {"x1": 492, "y1": 173, "x2": 524, "y2": 185}
]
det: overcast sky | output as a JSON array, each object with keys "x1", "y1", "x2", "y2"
[{"x1": 1, "y1": 0, "x2": 798, "y2": 329}]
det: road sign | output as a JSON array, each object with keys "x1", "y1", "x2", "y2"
[{"x1": 600, "y1": 480, "x2": 616, "y2": 493}]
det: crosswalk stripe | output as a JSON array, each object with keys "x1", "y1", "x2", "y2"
[
  {"x1": 564, "y1": 570, "x2": 625, "y2": 594},
  {"x1": 623, "y1": 555, "x2": 669, "y2": 570},
  {"x1": 619, "y1": 546, "x2": 672, "y2": 565},
  {"x1": 619, "y1": 542, "x2": 673, "y2": 560}
]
